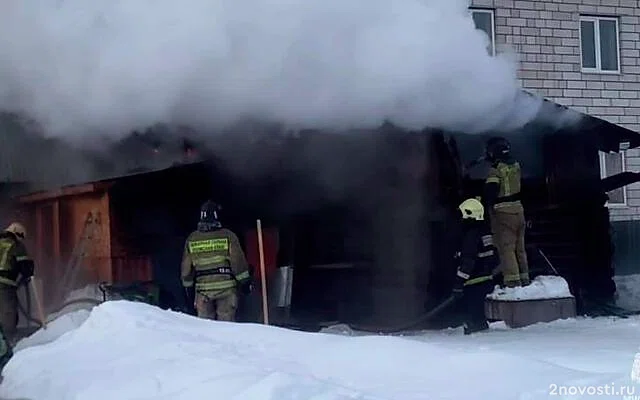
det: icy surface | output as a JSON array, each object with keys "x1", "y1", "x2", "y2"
[
  {"x1": 2, "y1": 300, "x2": 640, "y2": 399},
  {"x1": 487, "y1": 275, "x2": 573, "y2": 301}
]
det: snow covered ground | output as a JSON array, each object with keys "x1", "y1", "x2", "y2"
[{"x1": 2, "y1": 300, "x2": 640, "y2": 400}]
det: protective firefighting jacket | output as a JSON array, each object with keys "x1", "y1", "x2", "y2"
[
  {"x1": 484, "y1": 158, "x2": 523, "y2": 213},
  {"x1": 0, "y1": 232, "x2": 33, "y2": 288},
  {"x1": 455, "y1": 220, "x2": 499, "y2": 286},
  {"x1": 181, "y1": 228, "x2": 250, "y2": 298}
]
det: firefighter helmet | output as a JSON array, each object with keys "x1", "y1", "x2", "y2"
[
  {"x1": 5, "y1": 222, "x2": 26, "y2": 239},
  {"x1": 458, "y1": 198, "x2": 484, "y2": 221},
  {"x1": 485, "y1": 136, "x2": 511, "y2": 161},
  {"x1": 199, "y1": 200, "x2": 222, "y2": 227}
]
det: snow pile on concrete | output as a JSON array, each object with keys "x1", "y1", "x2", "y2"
[
  {"x1": 614, "y1": 274, "x2": 640, "y2": 311},
  {"x1": 2, "y1": 300, "x2": 640, "y2": 400},
  {"x1": 487, "y1": 275, "x2": 573, "y2": 301}
]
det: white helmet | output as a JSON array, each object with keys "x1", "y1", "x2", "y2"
[
  {"x1": 5, "y1": 222, "x2": 26, "y2": 239},
  {"x1": 458, "y1": 198, "x2": 484, "y2": 221}
]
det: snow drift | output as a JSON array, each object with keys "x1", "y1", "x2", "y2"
[
  {"x1": 3, "y1": 301, "x2": 640, "y2": 399},
  {"x1": 0, "y1": 0, "x2": 551, "y2": 139}
]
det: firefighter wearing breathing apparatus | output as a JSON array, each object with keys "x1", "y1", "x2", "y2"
[
  {"x1": 483, "y1": 136, "x2": 530, "y2": 288},
  {"x1": 181, "y1": 201, "x2": 252, "y2": 322},
  {"x1": 453, "y1": 198, "x2": 499, "y2": 335}
]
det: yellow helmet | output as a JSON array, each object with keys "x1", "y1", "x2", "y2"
[
  {"x1": 5, "y1": 222, "x2": 26, "y2": 239},
  {"x1": 458, "y1": 198, "x2": 484, "y2": 221}
]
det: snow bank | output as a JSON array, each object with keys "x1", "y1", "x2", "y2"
[
  {"x1": 487, "y1": 275, "x2": 573, "y2": 301},
  {"x1": 13, "y1": 284, "x2": 105, "y2": 351},
  {"x1": 2, "y1": 300, "x2": 640, "y2": 400},
  {"x1": 614, "y1": 274, "x2": 640, "y2": 311},
  {"x1": 13, "y1": 309, "x2": 90, "y2": 352}
]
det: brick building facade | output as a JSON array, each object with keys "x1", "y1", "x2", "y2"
[{"x1": 469, "y1": 0, "x2": 640, "y2": 221}]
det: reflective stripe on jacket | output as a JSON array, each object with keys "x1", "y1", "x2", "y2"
[
  {"x1": 181, "y1": 228, "x2": 250, "y2": 296},
  {"x1": 485, "y1": 161, "x2": 523, "y2": 211},
  {"x1": 455, "y1": 222, "x2": 500, "y2": 286}
]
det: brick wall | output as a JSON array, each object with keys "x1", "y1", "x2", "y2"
[{"x1": 470, "y1": 0, "x2": 640, "y2": 220}]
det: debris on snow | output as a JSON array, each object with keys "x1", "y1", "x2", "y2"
[
  {"x1": 487, "y1": 275, "x2": 573, "y2": 301},
  {"x1": 319, "y1": 323, "x2": 356, "y2": 336}
]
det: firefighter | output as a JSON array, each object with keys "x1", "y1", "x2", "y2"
[
  {"x1": 0, "y1": 222, "x2": 34, "y2": 376},
  {"x1": 452, "y1": 198, "x2": 499, "y2": 335},
  {"x1": 181, "y1": 201, "x2": 252, "y2": 322},
  {"x1": 0, "y1": 223, "x2": 34, "y2": 341},
  {"x1": 483, "y1": 136, "x2": 530, "y2": 288}
]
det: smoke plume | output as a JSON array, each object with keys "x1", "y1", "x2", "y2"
[{"x1": 0, "y1": 0, "x2": 556, "y2": 139}]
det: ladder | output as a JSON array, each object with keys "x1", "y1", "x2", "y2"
[{"x1": 53, "y1": 210, "x2": 101, "y2": 309}]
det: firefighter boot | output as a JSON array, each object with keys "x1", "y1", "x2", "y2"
[{"x1": 464, "y1": 321, "x2": 489, "y2": 335}]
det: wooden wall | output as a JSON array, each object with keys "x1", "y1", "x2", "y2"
[{"x1": 17, "y1": 185, "x2": 113, "y2": 306}]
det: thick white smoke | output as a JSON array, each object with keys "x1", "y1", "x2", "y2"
[{"x1": 0, "y1": 0, "x2": 551, "y2": 138}]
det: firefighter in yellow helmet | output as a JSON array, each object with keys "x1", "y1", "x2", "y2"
[
  {"x1": 0, "y1": 222, "x2": 34, "y2": 376},
  {"x1": 483, "y1": 137, "x2": 530, "y2": 288},
  {"x1": 452, "y1": 198, "x2": 499, "y2": 334},
  {"x1": 181, "y1": 201, "x2": 252, "y2": 321}
]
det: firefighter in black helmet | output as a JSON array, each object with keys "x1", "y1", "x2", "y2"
[
  {"x1": 181, "y1": 201, "x2": 252, "y2": 321},
  {"x1": 483, "y1": 137, "x2": 530, "y2": 288}
]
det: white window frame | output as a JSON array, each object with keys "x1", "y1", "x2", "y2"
[
  {"x1": 579, "y1": 15, "x2": 621, "y2": 74},
  {"x1": 599, "y1": 150, "x2": 627, "y2": 207},
  {"x1": 470, "y1": 8, "x2": 496, "y2": 57}
]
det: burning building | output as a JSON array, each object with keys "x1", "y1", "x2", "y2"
[{"x1": 6, "y1": 94, "x2": 640, "y2": 330}]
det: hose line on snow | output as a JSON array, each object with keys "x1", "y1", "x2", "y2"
[{"x1": 345, "y1": 294, "x2": 459, "y2": 334}]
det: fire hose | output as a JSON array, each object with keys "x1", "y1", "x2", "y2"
[{"x1": 346, "y1": 293, "x2": 460, "y2": 334}]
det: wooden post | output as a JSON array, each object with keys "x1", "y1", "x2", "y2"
[{"x1": 257, "y1": 219, "x2": 269, "y2": 325}]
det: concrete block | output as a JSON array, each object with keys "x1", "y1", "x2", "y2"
[
  {"x1": 507, "y1": 17, "x2": 527, "y2": 27},
  {"x1": 514, "y1": 0, "x2": 535, "y2": 9},
  {"x1": 612, "y1": 98, "x2": 631, "y2": 106},
  {"x1": 621, "y1": 91, "x2": 640, "y2": 99},
  {"x1": 558, "y1": 4, "x2": 578, "y2": 12},
  {"x1": 471, "y1": 0, "x2": 494, "y2": 6},
  {"x1": 485, "y1": 297, "x2": 576, "y2": 328},
  {"x1": 494, "y1": 0, "x2": 514, "y2": 7},
  {"x1": 552, "y1": 28, "x2": 572, "y2": 38},
  {"x1": 620, "y1": 0, "x2": 638, "y2": 8},
  {"x1": 578, "y1": 5, "x2": 597, "y2": 13},
  {"x1": 520, "y1": 10, "x2": 539, "y2": 19},
  {"x1": 597, "y1": 6, "x2": 617, "y2": 14},
  {"x1": 484, "y1": 275, "x2": 576, "y2": 329},
  {"x1": 601, "y1": 90, "x2": 621, "y2": 98}
]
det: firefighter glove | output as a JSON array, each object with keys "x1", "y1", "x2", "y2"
[
  {"x1": 453, "y1": 276, "x2": 465, "y2": 296},
  {"x1": 17, "y1": 259, "x2": 34, "y2": 280},
  {"x1": 239, "y1": 279, "x2": 253, "y2": 295}
]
